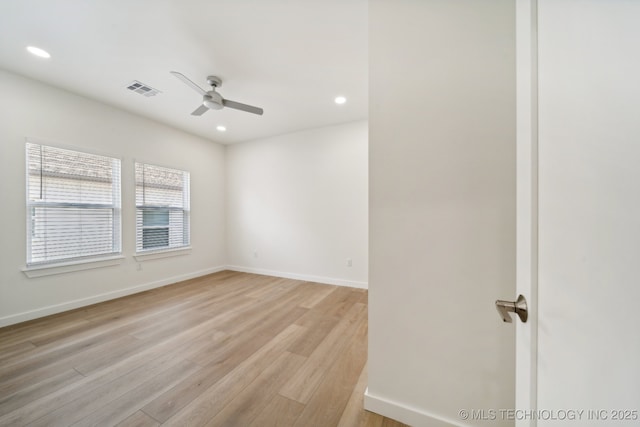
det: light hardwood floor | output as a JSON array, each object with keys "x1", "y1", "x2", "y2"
[{"x1": 0, "y1": 271, "x2": 407, "y2": 427}]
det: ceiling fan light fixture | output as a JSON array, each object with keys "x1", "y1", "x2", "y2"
[
  {"x1": 334, "y1": 96, "x2": 347, "y2": 105},
  {"x1": 26, "y1": 46, "x2": 51, "y2": 58}
]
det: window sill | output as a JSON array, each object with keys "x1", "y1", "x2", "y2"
[
  {"x1": 22, "y1": 255, "x2": 125, "y2": 278},
  {"x1": 134, "y1": 246, "x2": 192, "y2": 262}
]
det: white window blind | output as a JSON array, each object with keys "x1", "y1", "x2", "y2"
[
  {"x1": 26, "y1": 142, "x2": 122, "y2": 266},
  {"x1": 135, "y1": 162, "x2": 190, "y2": 253}
]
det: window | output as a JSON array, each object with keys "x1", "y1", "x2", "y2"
[
  {"x1": 26, "y1": 142, "x2": 121, "y2": 266},
  {"x1": 142, "y1": 209, "x2": 169, "y2": 249},
  {"x1": 135, "y1": 162, "x2": 190, "y2": 253}
]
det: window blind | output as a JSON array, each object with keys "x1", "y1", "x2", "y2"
[
  {"x1": 26, "y1": 142, "x2": 121, "y2": 266},
  {"x1": 135, "y1": 162, "x2": 190, "y2": 252}
]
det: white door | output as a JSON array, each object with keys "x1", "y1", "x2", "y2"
[{"x1": 516, "y1": 1, "x2": 640, "y2": 426}]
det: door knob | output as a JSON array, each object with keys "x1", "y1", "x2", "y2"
[{"x1": 495, "y1": 294, "x2": 528, "y2": 323}]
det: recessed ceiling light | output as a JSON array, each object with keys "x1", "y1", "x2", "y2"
[
  {"x1": 216, "y1": 125, "x2": 227, "y2": 132},
  {"x1": 334, "y1": 96, "x2": 347, "y2": 105},
  {"x1": 26, "y1": 46, "x2": 51, "y2": 59}
]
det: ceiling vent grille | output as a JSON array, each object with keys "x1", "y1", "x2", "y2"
[{"x1": 126, "y1": 81, "x2": 161, "y2": 97}]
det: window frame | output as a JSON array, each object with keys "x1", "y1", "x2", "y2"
[
  {"x1": 134, "y1": 160, "x2": 191, "y2": 256},
  {"x1": 24, "y1": 138, "x2": 123, "y2": 268}
]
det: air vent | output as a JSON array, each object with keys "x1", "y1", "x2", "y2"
[{"x1": 126, "y1": 81, "x2": 161, "y2": 97}]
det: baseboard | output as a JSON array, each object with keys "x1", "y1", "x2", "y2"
[
  {"x1": 364, "y1": 388, "x2": 471, "y2": 427},
  {"x1": 1, "y1": 265, "x2": 365, "y2": 327},
  {"x1": 0, "y1": 265, "x2": 226, "y2": 327},
  {"x1": 225, "y1": 265, "x2": 368, "y2": 289}
]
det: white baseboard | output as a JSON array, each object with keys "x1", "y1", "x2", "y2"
[
  {"x1": 0, "y1": 265, "x2": 366, "y2": 328},
  {"x1": 364, "y1": 388, "x2": 471, "y2": 427},
  {"x1": 0, "y1": 265, "x2": 226, "y2": 328},
  {"x1": 225, "y1": 265, "x2": 368, "y2": 289}
]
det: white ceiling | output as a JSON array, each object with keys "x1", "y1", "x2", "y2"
[{"x1": 0, "y1": 0, "x2": 367, "y2": 144}]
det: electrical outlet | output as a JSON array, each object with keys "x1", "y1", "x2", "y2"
[
  {"x1": 347, "y1": 258, "x2": 352, "y2": 267},
  {"x1": 253, "y1": 250, "x2": 258, "y2": 258},
  {"x1": 137, "y1": 263, "x2": 142, "y2": 271}
]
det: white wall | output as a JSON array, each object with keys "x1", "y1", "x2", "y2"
[
  {"x1": 226, "y1": 121, "x2": 368, "y2": 288},
  {"x1": 0, "y1": 69, "x2": 226, "y2": 326},
  {"x1": 367, "y1": 1, "x2": 515, "y2": 426}
]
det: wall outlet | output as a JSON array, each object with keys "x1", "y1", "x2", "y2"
[
  {"x1": 347, "y1": 258, "x2": 352, "y2": 267},
  {"x1": 137, "y1": 263, "x2": 142, "y2": 271},
  {"x1": 253, "y1": 250, "x2": 258, "y2": 258}
]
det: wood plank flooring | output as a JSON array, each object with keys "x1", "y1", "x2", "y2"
[{"x1": 0, "y1": 271, "x2": 408, "y2": 427}]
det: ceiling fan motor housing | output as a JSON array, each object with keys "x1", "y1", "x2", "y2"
[{"x1": 203, "y1": 91, "x2": 224, "y2": 110}]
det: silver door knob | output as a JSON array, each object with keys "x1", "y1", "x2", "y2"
[{"x1": 495, "y1": 294, "x2": 528, "y2": 323}]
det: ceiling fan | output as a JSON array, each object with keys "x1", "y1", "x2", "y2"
[{"x1": 170, "y1": 71, "x2": 264, "y2": 116}]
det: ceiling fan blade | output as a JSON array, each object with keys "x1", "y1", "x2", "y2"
[
  {"x1": 223, "y1": 99, "x2": 264, "y2": 115},
  {"x1": 191, "y1": 104, "x2": 209, "y2": 116},
  {"x1": 170, "y1": 71, "x2": 206, "y2": 96}
]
